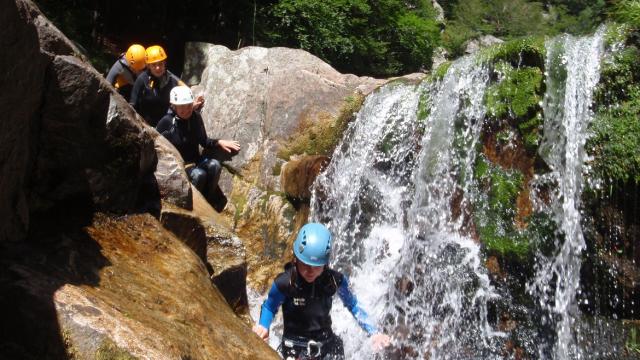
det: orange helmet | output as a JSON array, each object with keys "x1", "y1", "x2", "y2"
[
  {"x1": 125, "y1": 44, "x2": 146, "y2": 71},
  {"x1": 145, "y1": 45, "x2": 167, "y2": 64}
]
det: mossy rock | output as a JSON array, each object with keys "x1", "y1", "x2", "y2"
[
  {"x1": 429, "y1": 61, "x2": 452, "y2": 82},
  {"x1": 277, "y1": 93, "x2": 365, "y2": 161},
  {"x1": 485, "y1": 63, "x2": 543, "y2": 120},
  {"x1": 473, "y1": 155, "x2": 533, "y2": 259},
  {"x1": 479, "y1": 36, "x2": 546, "y2": 70},
  {"x1": 588, "y1": 42, "x2": 640, "y2": 185},
  {"x1": 95, "y1": 339, "x2": 137, "y2": 360}
]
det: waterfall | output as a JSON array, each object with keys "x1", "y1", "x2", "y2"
[
  {"x1": 298, "y1": 29, "x2": 608, "y2": 360},
  {"x1": 311, "y1": 57, "x2": 504, "y2": 359},
  {"x1": 528, "y1": 28, "x2": 605, "y2": 360}
]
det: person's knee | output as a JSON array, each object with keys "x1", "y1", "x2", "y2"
[
  {"x1": 189, "y1": 168, "x2": 207, "y2": 192},
  {"x1": 203, "y1": 159, "x2": 221, "y2": 177}
]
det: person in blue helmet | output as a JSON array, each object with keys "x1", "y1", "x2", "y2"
[{"x1": 253, "y1": 223, "x2": 391, "y2": 359}]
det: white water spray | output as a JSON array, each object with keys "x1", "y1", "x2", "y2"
[{"x1": 528, "y1": 27, "x2": 605, "y2": 360}]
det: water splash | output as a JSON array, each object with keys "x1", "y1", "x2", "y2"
[
  {"x1": 528, "y1": 27, "x2": 605, "y2": 360},
  {"x1": 311, "y1": 57, "x2": 504, "y2": 359}
]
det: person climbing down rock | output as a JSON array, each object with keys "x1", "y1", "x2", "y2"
[
  {"x1": 253, "y1": 223, "x2": 391, "y2": 359},
  {"x1": 156, "y1": 85, "x2": 240, "y2": 212},
  {"x1": 130, "y1": 45, "x2": 197, "y2": 127},
  {"x1": 105, "y1": 43, "x2": 146, "y2": 101}
]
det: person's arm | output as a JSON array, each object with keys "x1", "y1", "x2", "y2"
[
  {"x1": 253, "y1": 282, "x2": 286, "y2": 340},
  {"x1": 129, "y1": 73, "x2": 146, "y2": 109},
  {"x1": 155, "y1": 115, "x2": 173, "y2": 136},
  {"x1": 337, "y1": 275, "x2": 377, "y2": 335},
  {"x1": 105, "y1": 61, "x2": 122, "y2": 85}
]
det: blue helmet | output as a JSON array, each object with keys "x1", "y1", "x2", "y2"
[{"x1": 293, "y1": 223, "x2": 332, "y2": 266}]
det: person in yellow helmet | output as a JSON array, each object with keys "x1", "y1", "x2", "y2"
[
  {"x1": 129, "y1": 45, "x2": 204, "y2": 127},
  {"x1": 105, "y1": 44, "x2": 146, "y2": 101}
]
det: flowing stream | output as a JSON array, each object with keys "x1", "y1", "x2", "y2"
[{"x1": 305, "y1": 29, "x2": 607, "y2": 360}]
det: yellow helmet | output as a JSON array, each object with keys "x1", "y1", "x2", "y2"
[
  {"x1": 145, "y1": 45, "x2": 167, "y2": 64},
  {"x1": 125, "y1": 44, "x2": 146, "y2": 71}
]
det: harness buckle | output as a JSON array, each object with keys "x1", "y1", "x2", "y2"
[{"x1": 306, "y1": 339, "x2": 322, "y2": 358}]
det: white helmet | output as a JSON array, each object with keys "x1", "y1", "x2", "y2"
[{"x1": 169, "y1": 85, "x2": 194, "y2": 105}]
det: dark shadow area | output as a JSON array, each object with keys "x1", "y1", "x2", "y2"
[{"x1": 0, "y1": 195, "x2": 110, "y2": 360}]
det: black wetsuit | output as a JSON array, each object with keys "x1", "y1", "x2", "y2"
[
  {"x1": 130, "y1": 69, "x2": 182, "y2": 127},
  {"x1": 259, "y1": 263, "x2": 377, "y2": 359},
  {"x1": 105, "y1": 55, "x2": 137, "y2": 101}
]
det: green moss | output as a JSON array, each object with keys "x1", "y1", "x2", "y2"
[
  {"x1": 417, "y1": 88, "x2": 431, "y2": 123},
  {"x1": 96, "y1": 339, "x2": 137, "y2": 360},
  {"x1": 518, "y1": 114, "x2": 543, "y2": 151},
  {"x1": 473, "y1": 155, "x2": 531, "y2": 259},
  {"x1": 485, "y1": 63, "x2": 543, "y2": 119},
  {"x1": 588, "y1": 102, "x2": 640, "y2": 184},
  {"x1": 479, "y1": 36, "x2": 546, "y2": 69},
  {"x1": 627, "y1": 325, "x2": 640, "y2": 355},
  {"x1": 272, "y1": 161, "x2": 283, "y2": 177},
  {"x1": 588, "y1": 43, "x2": 640, "y2": 184},
  {"x1": 278, "y1": 93, "x2": 365, "y2": 160},
  {"x1": 481, "y1": 227, "x2": 531, "y2": 259},
  {"x1": 430, "y1": 61, "x2": 452, "y2": 82},
  {"x1": 232, "y1": 192, "x2": 248, "y2": 226}
]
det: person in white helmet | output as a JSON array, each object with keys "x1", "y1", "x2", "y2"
[{"x1": 156, "y1": 85, "x2": 240, "y2": 212}]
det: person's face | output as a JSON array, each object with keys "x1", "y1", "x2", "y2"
[
  {"x1": 295, "y1": 259, "x2": 325, "y2": 283},
  {"x1": 174, "y1": 103, "x2": 194, "y2": 119},
  {"x1": 148, "y1": 60, "x2": 166, "y2": 77}
]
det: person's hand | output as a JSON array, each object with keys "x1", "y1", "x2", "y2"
[
  {"x1": 218, "y1": 139, "x2": 241, "y2": 153},
  {"x1": 194, "y1": 95, "x2": 205, "y2": 110},
  {"x1": 252, "y1": 324, "x2": 269, "y2": 341},
  {"x1": 370, "y1": 333, "x2": 391, "y2": 352}
]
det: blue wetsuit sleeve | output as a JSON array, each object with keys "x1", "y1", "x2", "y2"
[
  {"x1": 259, "y1": 282, "x2": 286, "y2": 329},
  {"x1": 337, "y1": 275, "x2": 377, "y2": 335}
]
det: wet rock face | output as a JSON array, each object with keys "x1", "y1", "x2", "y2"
[
  {"x1": 0, "y1": 214, "x2": 279, "y2": 360},
  {"x1": 281, "y1": 155, "x2": 330, "y2": 205}
]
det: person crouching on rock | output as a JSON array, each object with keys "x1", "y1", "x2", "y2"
[
  {"x1": 252, "y1": 223, "x2": 391, "y2": 359},
  {"x1": 156, "y1": 85, "x2": 240, "y2": 212}
]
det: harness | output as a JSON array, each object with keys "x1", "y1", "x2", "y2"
[{"x1": 280, "y1": 334, "x2": 337, "y2": 360}]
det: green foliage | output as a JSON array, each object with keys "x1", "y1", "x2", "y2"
[
  {"x1": 589, "y1": 44, "x2": 640, "y2": 184},
  {"x1": 442, "y1": 0, "x2": 546, "y2": 57},
  {"x1": 544, "y1": 0, "x2": 607, "y2": 35},
  {"x1": 262, "y1": 0, "x2": 440, "y2": 76},
  {"x1": 612, "y1": 0, "x2": 640, "y2": 29}
]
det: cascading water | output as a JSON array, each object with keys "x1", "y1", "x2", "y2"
[
  {"x1": 311, "y1": 57, "x2": 505, "y2": 359},
  {"x1": 528, "y1": 28, "x2": 606, "y2": 360},
  {"x1": 277, "y1": 29, "x2": 612, "y2": 360}
]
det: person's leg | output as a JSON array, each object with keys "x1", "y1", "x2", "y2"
[
  {"x1": 201, "y1": 158, "x2": 222, "y2": 196},
  {"x1": 188, "y1": 167, "x2": 207, "y2": 194},
  {"x1": 200, "y1": 158, "x2": 227, "y2": 212}
]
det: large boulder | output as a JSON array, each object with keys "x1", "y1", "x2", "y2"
[
  {"x1": 0, "y1": 213, "x2": 279, "y2": 360},
  {"x1": 183, "y1": 42, "x2": 384, "y2": 190}
]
